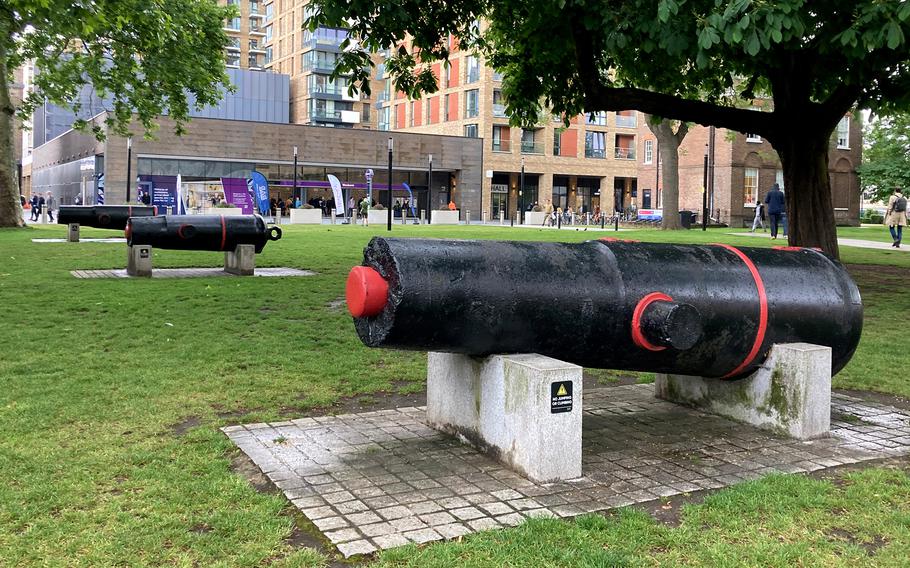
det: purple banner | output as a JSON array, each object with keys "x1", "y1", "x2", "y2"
[
  {"x1": 139, "y1": 175, "x2": 177, "y2": 213},
  {"x1": 221, "y1": 177, "x2": 254, "y2": 214}
]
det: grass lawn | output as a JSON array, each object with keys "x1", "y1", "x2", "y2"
[{"x1": 1, "y1": 223, "x2": 908, "y2": 567}]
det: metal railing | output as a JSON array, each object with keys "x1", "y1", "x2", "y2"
[
  {"x1": 492, "y1": 140, "x2": 512, "y2": 152},
  {"x1": 521, "y1": 141, "x2": 544, "y2": 154},
  {"x1": 614, "y1": 147, "x2": 636, "y2": 160},
  {"x1": 615, "y1": 114, "x2": 637, "y2": 128},
  {"x1": 585, "y1": 148, "x2": 606, "y2": 159}
]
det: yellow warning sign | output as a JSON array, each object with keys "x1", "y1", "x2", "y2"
[{"x1": 551, "y1": 381, "x2": 573, "y2": 413}]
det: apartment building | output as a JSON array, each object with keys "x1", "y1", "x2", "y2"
[
  {"x1": 220, "y1": 0, "x2": 269, "y2": 70},
  {"x1": 259, "y1": 0, "x2": 373, "y2": 128},
  {"x1": 375, "y1": 40, "x2": 639, "y2": 218},
  {"x1": 636, "y1": 113, "x2": 862, "y2": 227}
]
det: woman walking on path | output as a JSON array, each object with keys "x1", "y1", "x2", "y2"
[{"x1": 884, "y1": 188, "x2": 908, "y2": 248}]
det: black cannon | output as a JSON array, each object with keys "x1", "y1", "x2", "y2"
[
  {"x1": 125, "y1": 214, "x2": 281, "y2": 253},
  {"x1": 58, "y1": 205, "x2": 158, "y2": 230},
  {"x1": 346, "y1": 237, "x2": 863, "y2": 379}
]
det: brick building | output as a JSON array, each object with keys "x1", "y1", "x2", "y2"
[
  {"x1": 636, "y1": 113, "x2": 862, "y2": 227},
  {"x1": 374, "y1": 37, "x2": 639, "y2": 219}
]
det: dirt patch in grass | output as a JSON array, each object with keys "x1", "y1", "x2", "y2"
[
  {"x1": 847, "y1": 263, "x2": 910, "y2": 294},
  {"x1": 230, "y1": 452, "x2": 280, "y2": 496},
  {"x1": 825, "y1": 527, "x2": 887, "y2": 556},
  {"x1": 169, "y1": 415, "x2": 202, "y2": 437},
  {"x1": 283, "y1": 381, "x2": 427, "y2": 418},
  {"x1": 636, "y1": 491, "x2": 710, "y2": 527}
]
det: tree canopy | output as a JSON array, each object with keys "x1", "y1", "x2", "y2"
[
  {"x1": 0, "y1": 0, "x2": 236, "y2": 227},
  {"x1": 308, "y1": 0, "x2": 910, "y2": 256},
  {"x1": 858, "y1": 112, "x2": 910, "y2": 204}
]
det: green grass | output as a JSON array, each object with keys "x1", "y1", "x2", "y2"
[{"x1": 1, "y1": 223, "x2": 908, "y2": 567}]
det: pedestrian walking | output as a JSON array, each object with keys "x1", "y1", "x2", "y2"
[
  {"x1": 360, "y1": 196, "x2": 370, "y2": 226},
  {"x1": 750, "y1": 202, "x2": 765, "y2": 232},
  {"x1": 764, "y1": 183, "x2": 785, "y2": 240},
  {"x1": 884, "y1": 187, "x2": 908, "y2": 248},
  {"x1": 45, "y1": 192, "x2": 57, "y2": 222},
  {"x1": 29, "y1": 193, "x2": 39, "y2": 221}
]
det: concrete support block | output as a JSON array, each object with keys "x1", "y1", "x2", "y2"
[
  {"x1": 655, "y1": 343, "x2": 831, "y2": 439},
  {"x1": 224, "y1": 244, "x2": 256, "y2": 276},
  {"x1": 67, "y1": 223, "x2": 80, "y2": 242},
  {"x1": 427, "y1": 352, "x2": 583, "y2": 482},
  {"x1": 127, "y1": 245, "x2": 153, "y2": 277}
]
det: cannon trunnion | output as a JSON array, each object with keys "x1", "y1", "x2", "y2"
[{"x1": 346, "y1": 237, "x2": 863, "y2": 380}]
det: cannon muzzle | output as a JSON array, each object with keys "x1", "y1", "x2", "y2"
[
  {"x1": 125, "y1": 214, "x2": 281, "y2": 253},
  {"x1": 347, "y1": 237, "x2": 863, "y2": 379}
]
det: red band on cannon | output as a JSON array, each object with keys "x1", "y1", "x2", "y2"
[
  {"x1": 631, "y1": 292, "x2": 674, "y2": 352},
  {"x1": 713, "y1": 244, "x2": 769, "y2": 379}
]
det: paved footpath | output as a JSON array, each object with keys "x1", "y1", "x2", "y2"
[{"x1": 731, "y1": 231, "x2": 909, "y2": 252}]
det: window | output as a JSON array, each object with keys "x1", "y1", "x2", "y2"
[
  {"x1": 409, "y1": 101, "x2": 416, "y2": 127},
  {"x1": 492, "y1": 69, "x2": 504, "y2": 82},
  {"x1": 464, "y1": 124, "x2": 478, "y2": 138},
  {"x1": 837, "y1": 116, "x2": 850, "y2": 149},
  {"x1": 249, "y1": 1, "x2": 259, "y2": 15},
  {"x1": 492, "y1": 125, "x2": 510, "y2": 152},
  {"x1": 585, "y1": 111, "x2": 607, "y2": 126},
  {"x1": 362, "y1": 103, "x2": 370, "y2": 122},
  {"x1": 225, "y1": 51, "x2": 240, "y2": 67},
  {"x1": 249, "y1": 53, "x2": 262, "y2": 68},
  {"x1": 521, "y1": 129, "x2": 541, "y2": 154},
  {"x1": 776, "y1": 169, "x2": 784, "y2": 191},
  {"x1": 553, "y1": 130, "x2": 561, "y2": 156},
  {"x1": 249, "y1": 17, "x2": 260, "y2": 32},
  {"x1": 226, "y1": 17, "x2": 241, "y2": 30},
  {"x1": 265, "y1": 24, "x2": 272, "y2": 41},
  {"x1": 466, "y1": 56, "x2": 480, "y2": 83},
  {"x1": 444, "y1": 64, "x2": 451, "y2": 88},
  {"x1": 444, "y1": 94, "x2": 450, "y2": 121},
  {"x1": 746, "y1": 132, "x2": 762, "y2": 143},
  {"x1": 615, "y1": 111, "x2": 637, "y2": 128},
  {"x1": 378, "y1": 107, "x2": 390, "y2": 131},
  {"x1": 644, "y1": 140, "x2": 653, "y2": 164},
  {"x1": 465, "y1": 89, "x2": 479, "y2": 118},
  {"x1": 744, "y1": 167, "x2": 758, "y2": 206},
  {"x1": 264, "y1": 47, "x2": 272, "y2": 65},
  {"x1": 493, "y1": 90, "x2": 506, "y2": 117},
  {"x1": 585, "y1": 132, "x2": 606, "y2": 158}
]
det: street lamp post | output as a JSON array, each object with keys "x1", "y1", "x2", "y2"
[
  {"x1": 519, "y1": 157, "x2": 525, "y2": 225},
  {"x1": 293, "y1": 145, "x2": 298, "y2": 207},
  {"x1": 387, "y1": 137, "x2": 393, "y2": 231},
  {"x1": 427, "y1": 154, "x2": 433, "y2": 225},
  {"x1": 702, "y1": 143, "x2": 708, "y2": 231},
  {"x1": 125, "y1": 136, "x2": 132, "y2": 204}
]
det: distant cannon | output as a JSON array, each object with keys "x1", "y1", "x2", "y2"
[
  {"x1": 125, "y1": 214, "x2": 281, "y2": 253},
  {"x1": 346, "y1": 237, "x2": 863, "y2": 379},
  {"x1": 124, "y1": 215, "x2": 281, "y2": 276},
  {"x1": 58, "y1": 205, "x2": 158, "y2": 241}
]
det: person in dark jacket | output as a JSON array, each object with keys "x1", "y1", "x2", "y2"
[{"x1": 764, "y1": 183, "x2": 786, "y2": 240}]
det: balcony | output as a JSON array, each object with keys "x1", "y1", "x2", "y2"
[
  {"x1": 614, "y1": 147, "x2": 636, "y2": 160},
  {"x1": 311, "y1": 109, "x2": 343, "y2": 120},
  {"x1": 492, "y1": 103, "x2": 507, "y2": 118},
  {"x1": 492, "y1": 140, "x2": 512, "y2": 152},
  {"x1": 521, "y1": 141, "x2": 544, "y2": 154},
  {"x1": 302, "y1": 61, "x2": 340, "y2": 74},
  {"x1": 309, "y1": 84, "x2": 346, "y2": 97},
  {"x1": 615, "y1": 114, "x2": 637, "y2": 128},
  {"x1": 584, "y1": 148, "x2": 606, "y2": 159}
]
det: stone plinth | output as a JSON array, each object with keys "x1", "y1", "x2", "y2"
[
  {"x1": 656, "y1": 343, "x2": 832, "y2": 439},
  {"x1": 126, "y1": 245, "x2": 153, "y2": 277},
  {"x1": 67, "y1": 223, "x2": 80, "y2": 242},
  {"x1": 224, "y1": 244, "x2": 255, "y2": 276},
  {"x1": 427, "y1": 352, "x2": 583, "y2": 482}
]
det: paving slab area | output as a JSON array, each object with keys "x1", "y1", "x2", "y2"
[
  {"x1": 224, "y1": 384, "x2": 910, "y2": 558},
  {"x1": 71, "y1": 267, "x2": 315, "y2": 279}
]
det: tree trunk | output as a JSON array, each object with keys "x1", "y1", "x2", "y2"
[
  {"x1": 776, "y1": 133, "x2": 840, "y2": 257},
  {"x1": 647, "y1": 118, "x2": 687, "y2": 230},
  {"x1": 0, "y1": 38, "x2": 24, "y2": 228}
]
